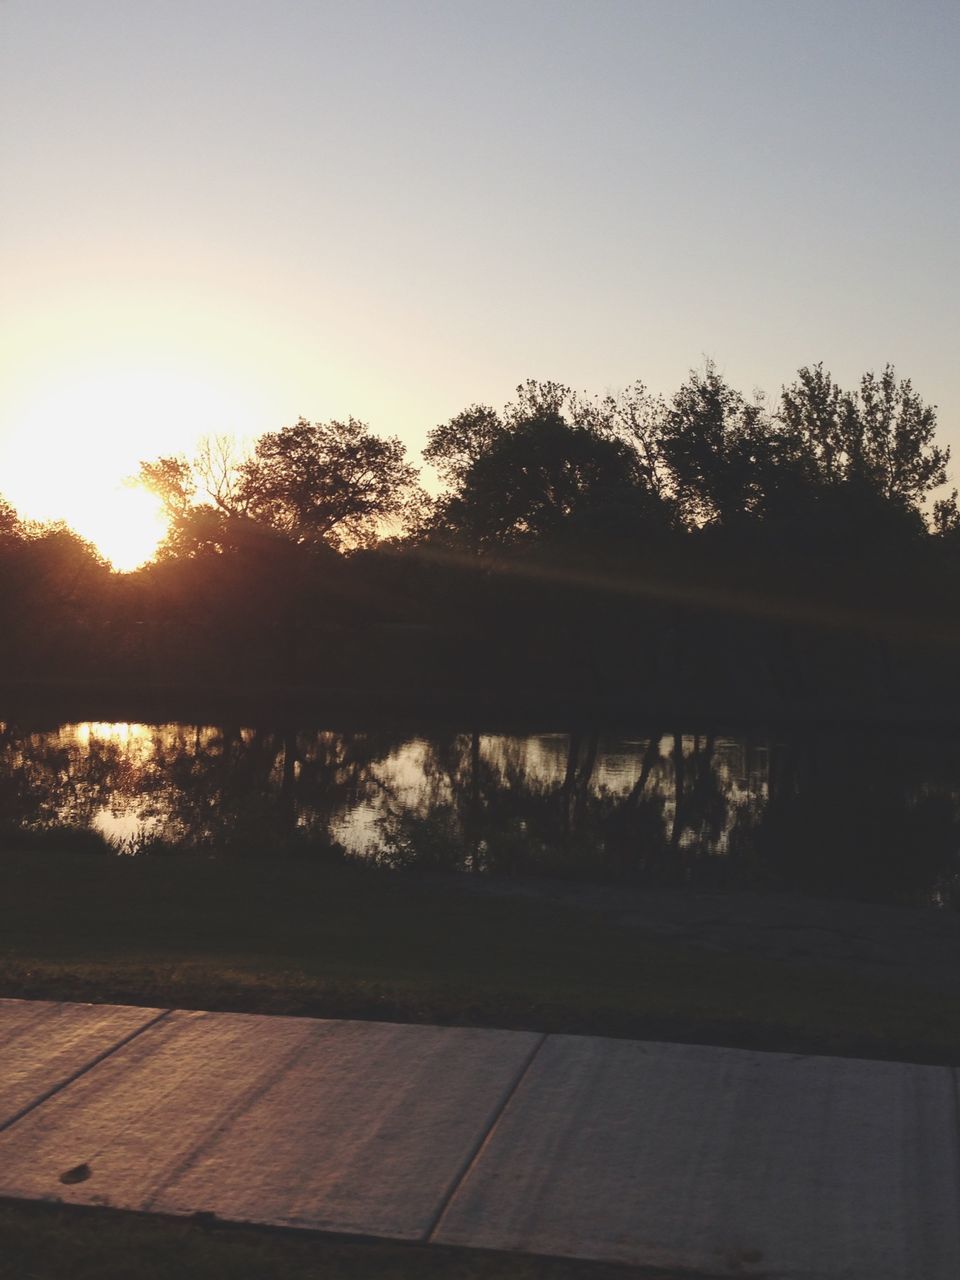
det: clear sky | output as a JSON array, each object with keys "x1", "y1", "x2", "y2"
[{"x1": 1, "y1": 0, "x2": 957, "y2": 566}]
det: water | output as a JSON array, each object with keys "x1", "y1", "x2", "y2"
[{"x1": 1, "y1": 718, "x2": 959, "y2": 907}]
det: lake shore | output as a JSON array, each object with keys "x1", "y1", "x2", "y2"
[
  {"x1": 2, "y1": 850, "x2": 958, "y2": 1067},
  {"x1": 6, "y1": 677, "x2": 960, "y2": 734}
]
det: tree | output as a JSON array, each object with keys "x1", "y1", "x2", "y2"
[
  {"x1": 15, "y1": 523, "x2": 111, "y2": 669},
  {"x1": 139, "y1": 422, "x2": 421, "y2": 556},
  {"x1": 589, "y1": 381, "x2": 672, "y2": 500},
  {"x1": 137, "y1": 456, "x2": 196, "y2": 521},
  {"x1": 423, "y1": 405, "x2": 505, "y2": 490},
  {"x1": 434, "y1": 410, "x2": 666, "y2": 551},
  {"x1": 137, "y1": 452, "x2": 239, "y2": 559},
  {"x1": 658, "y1": 363, "x2": 774, "y2": 527},
  {"x1": 778, "y1": 363, "x2": 949, "y2": 511},
  {"x1": 195, "y1": 434, "x2": 250, "y2": 516},
  {"x1": 933, "y1": 490, "x2": 960, "y2": 538},
  {"x1": 0, "y1": 496, "x2": 20, "y2": 541},
  {"x1": 505, "y1": 378, "x2": 576, "y2": 423},
  {"x1": 776, "y1": 363, "x2": 850, "y2": 487},
  {"x1": 137, "y1": 434, "x2": 255, "y2": 557},
  {"x1": 852, "y1": 365, "x2": 948, "y2": 505},
  {"x1": 240, "y1": 417, "x2": 421, "y2": 551}
]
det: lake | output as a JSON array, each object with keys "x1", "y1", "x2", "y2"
[{"x1": 2, "y1": 718, "x2": 958, "y2": 908}]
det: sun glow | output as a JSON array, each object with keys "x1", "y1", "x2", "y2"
[
  {"x1": 1, "y1": 358, "x2": 258, "y2": 571},
  {"x1": 73, "y1": 721, "x2": 153, "y2": 750},
  {"x1": 72, "y1": 486, "x2": 168, "y2": 573}
]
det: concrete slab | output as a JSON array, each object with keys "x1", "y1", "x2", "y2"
[
  {"x1": 434, "y1": 1035, "x2": 960, "y2": 1280},
  {"x1": 0, "y1": 998, "x2": 165, "y2": 1130},
  {"x1": 0, "y1": 1009, "x2": 541, "y2": 1241}
]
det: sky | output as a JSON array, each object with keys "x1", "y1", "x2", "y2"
[{"x1": 1, "y1": 0, "x2": 958, "y2": 566}]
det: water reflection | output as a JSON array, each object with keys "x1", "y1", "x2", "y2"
[{"x1": 1, "y1": 719, "x2": 958, "y2": 907}]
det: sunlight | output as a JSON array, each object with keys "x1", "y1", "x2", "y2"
[
  {"x1": 74, "y1": 722, "x2": 153, "y2": 747},
  {"x1": 1, "y1": 359, "x2": 256, "y2": 571},
  {"x1": 75, "y1": 483, "x2": 167, "y2": 572}
]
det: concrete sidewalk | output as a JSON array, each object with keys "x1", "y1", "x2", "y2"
[{"x1": 1, "y1": 999, "x2": 958, "y2": 1278}]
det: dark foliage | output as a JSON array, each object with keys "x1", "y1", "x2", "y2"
[{"x1": 1, "y1": 362, "x2": 958, "y2": 714}]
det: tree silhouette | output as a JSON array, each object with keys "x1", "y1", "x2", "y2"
[
  {"x1": 778, "y1": 364, "x2": 947, "y2": 509},
  {"x1": 586, "y1": 381, "x2": 672, "y2": 500},
  {"x1": 427, "y1": 385, "x2": 671, "y2": 551},
  {"x1": 657, "y1": 362, "x2": 773, "y2": 528},
  {"x1": 423, "y1": 405, "x2": 505, "y2": 489},
  {"x1": 137, "y1": 445, "x2": 247, "y2": 559},
  {"x1": 4, "y1": 359, "x2": 956, "y2": 717},
  {"x1": 0, "y1": 496, "x2": 20, "y2": 541},
  {"x1": 240, "y1": 417, "x2": 421, "y2": 551}
]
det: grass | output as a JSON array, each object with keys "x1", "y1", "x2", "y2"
[
  {"x1": 2, "y1": 848, "x2": 960, "y2": 1063},
  {"x1": 0, "y1": 1201, "x2": 681, "y2": 1280},
  {"x1": 2, "y1": 848, "x2": 957, "y2": 1278}
]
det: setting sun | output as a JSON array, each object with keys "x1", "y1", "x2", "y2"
[
  {"x1": 73, "y1": 484, "x2": 168, "y2": 573},
  {"x1": 0, "y1": 359, "x2": 261, "y2": 571}
]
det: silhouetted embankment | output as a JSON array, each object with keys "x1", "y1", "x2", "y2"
[
  {"x1": 5, "y1": 671, "x2": 960, "y2": 734},
  {"x1": 5, "y1": 544, "x2": 960, "y2": 732},
  {"x1": 4, "y1": 365, "x2": 960, "y2": 728}
]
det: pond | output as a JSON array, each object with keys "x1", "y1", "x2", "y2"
[{"x1": 1, "y1": 718, "x2": 959, "y2": 908}]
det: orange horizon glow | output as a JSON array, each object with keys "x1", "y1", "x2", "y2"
[
  {"x1": 12, "y1": 476, "x2": 169, "y2": 574},
  {"x1": 0, "y1": 358, "x2": 269, "y2": 572}
]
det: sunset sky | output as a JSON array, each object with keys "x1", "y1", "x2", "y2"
[{"x1": 1, "y1": 0, "x2": 957, "y2": 568}]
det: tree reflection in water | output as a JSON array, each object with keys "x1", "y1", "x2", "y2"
[{"x1": 0, "y1": 720, "x2": 958, "y2": 906}]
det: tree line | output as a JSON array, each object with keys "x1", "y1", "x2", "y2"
[
  {"x1": 131, "y1": 362, "x2": 959, "y2": 555},
  {"x1": 3, "y1": 361, "x2": 960, "y2": 713}
]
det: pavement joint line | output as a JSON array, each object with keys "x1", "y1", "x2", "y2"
[
  {"x1": 0, "y1": 1007, "x2": 173, "y2": 1135},
  {"x1": 422, "y1": 1030, "x2": 547, "y2": 1245}
]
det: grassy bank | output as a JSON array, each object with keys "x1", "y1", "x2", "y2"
[
  {"x1": 2, "y1": 849, "x2": 960, "y2": 1063},
  {"x1": 7, "y1": 677, "x2": 960, "y2": 734},
  {"x1": 0, "y1": 1200, "x2": 673, "y2": 1280}
]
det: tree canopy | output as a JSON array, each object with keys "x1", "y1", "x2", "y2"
[
  {"x1": 139, "y1": 419, "x2": 422, "y2": 558},
  {"x1": 131, "y1": 363, "x2": 952, "y2": 567},
  {"x1": 2, "y1": 359, "x2": 958, "y2": 711},
  {"x1": 241, "y1": 417, "x2": 421, "y2": 551}
]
